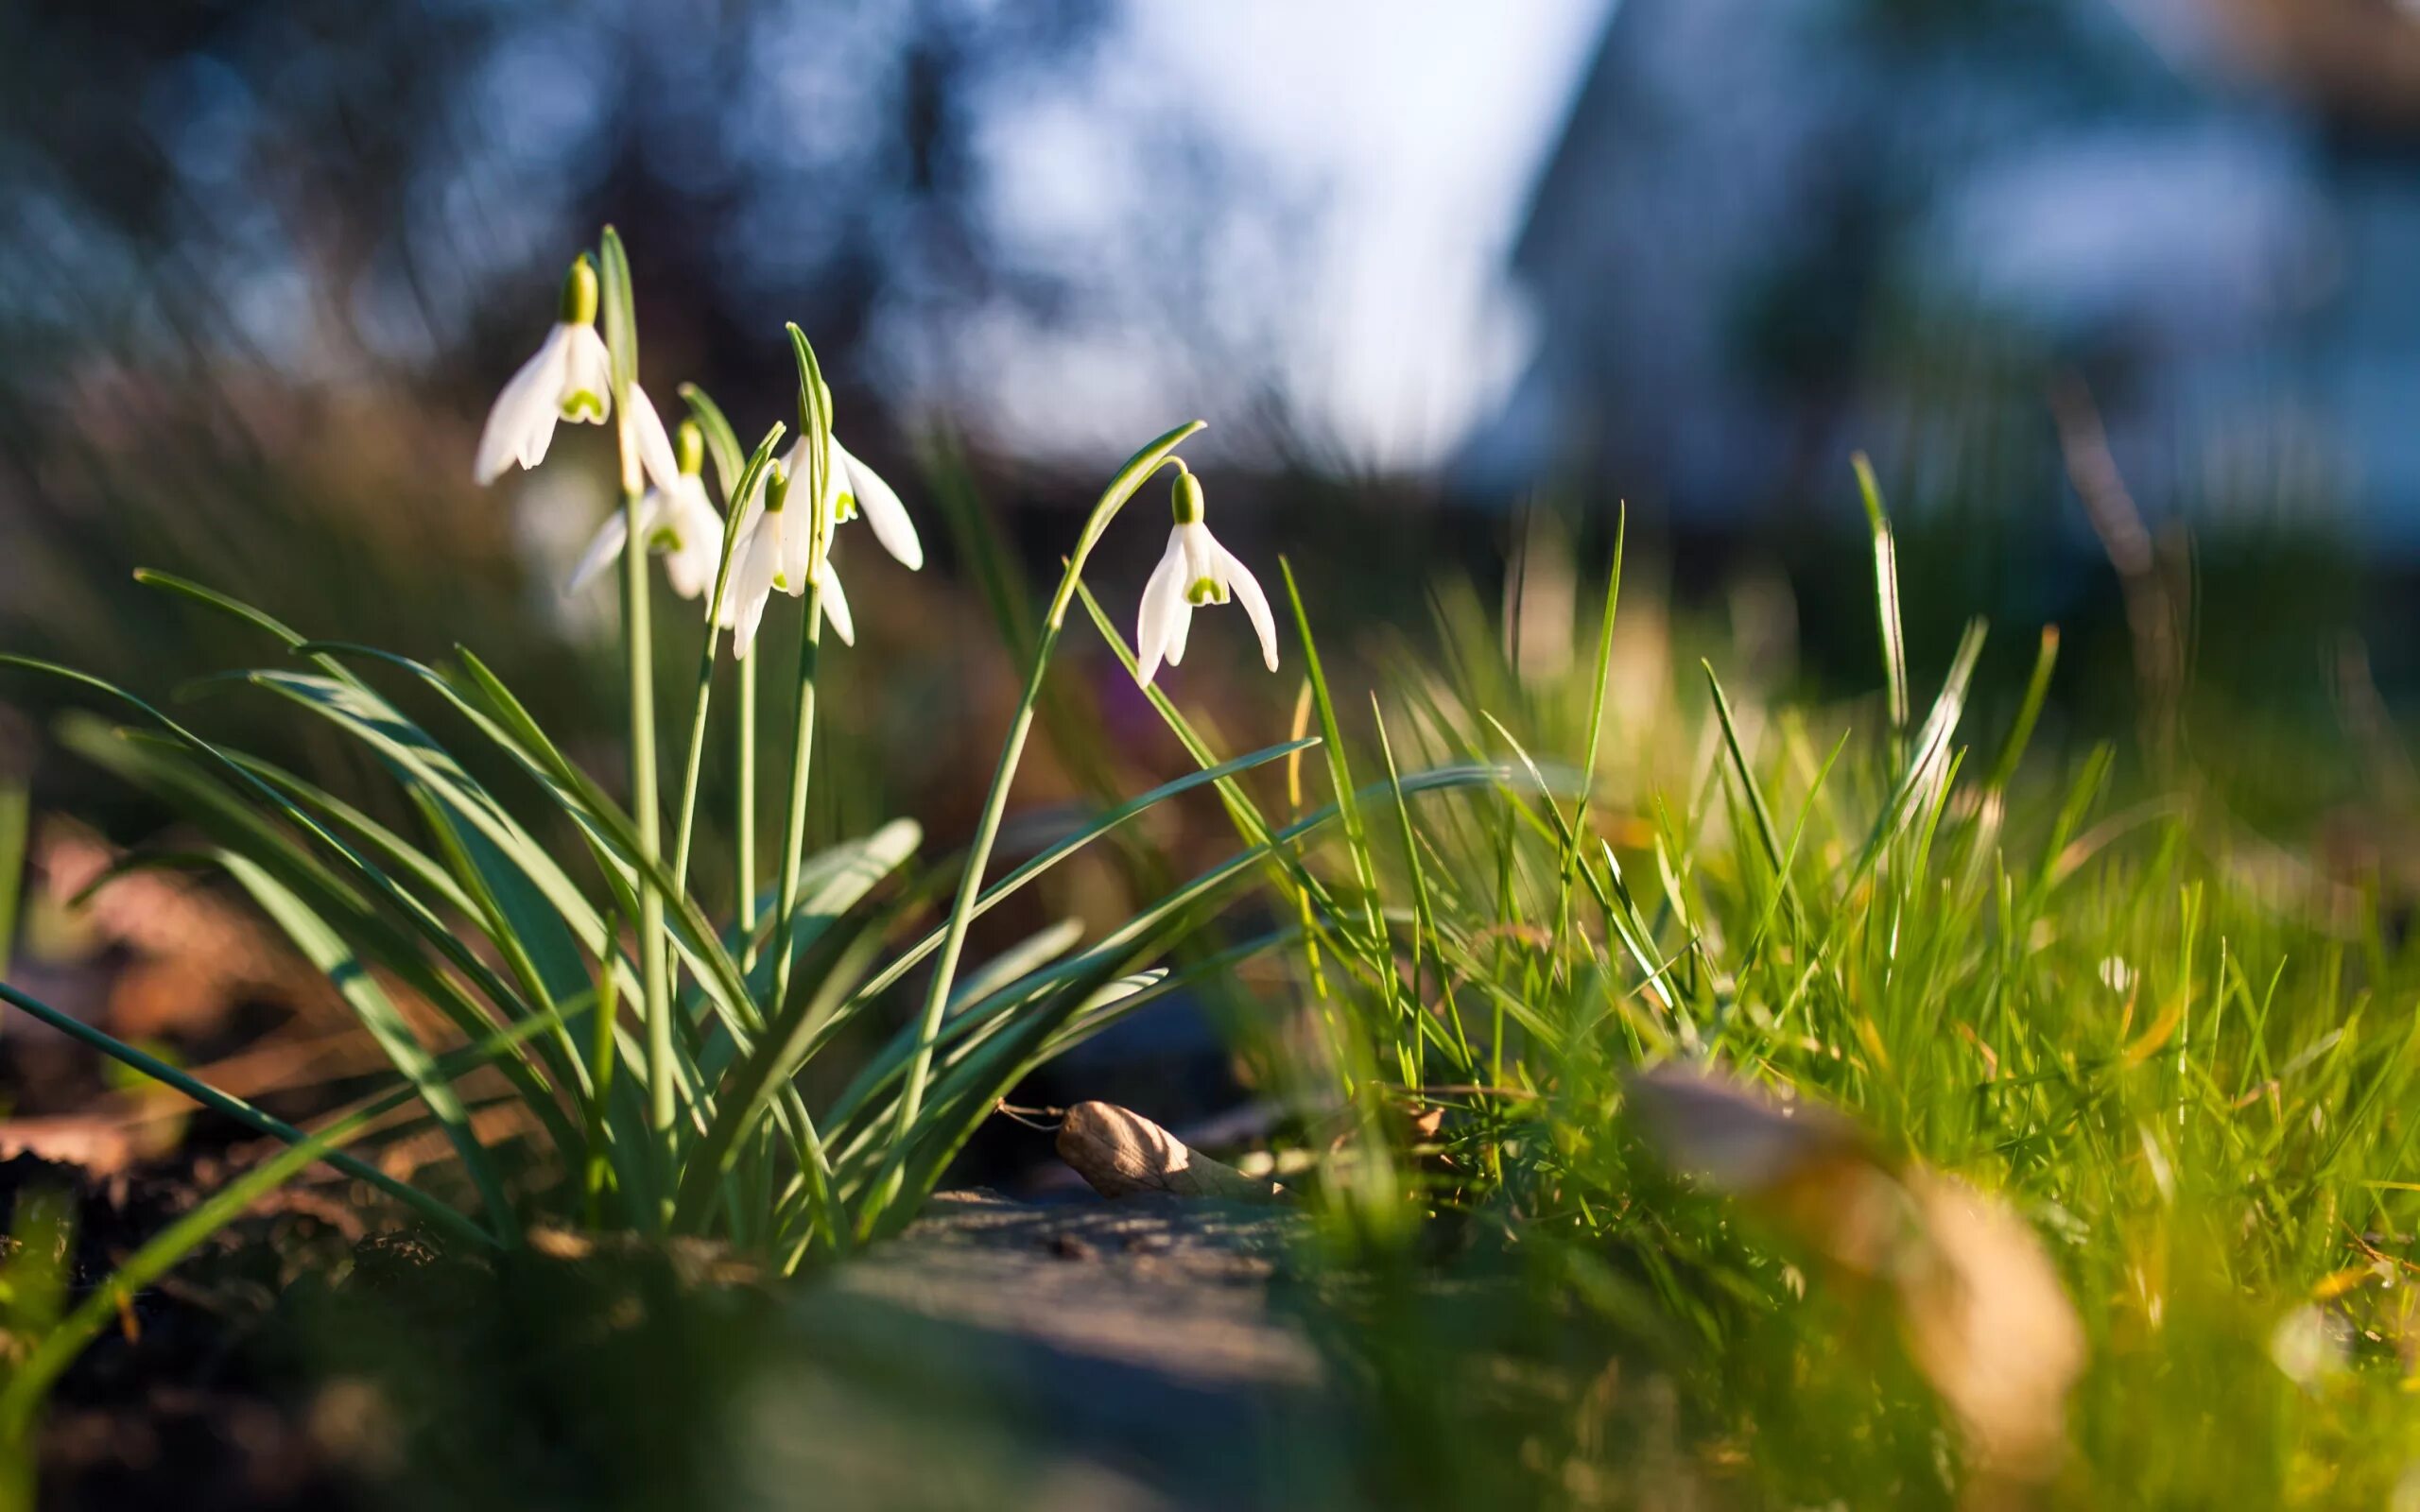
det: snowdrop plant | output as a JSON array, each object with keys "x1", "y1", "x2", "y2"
[
  {"x1": 1134, "y1": 463, "x2": 1277, "y2": 686},
  {"x1": 473, "y1": 256, "x2": 615, "y2": 486},
  {"x1": 0, "y1": 225, "x2": 1527, "y2": 1263}
]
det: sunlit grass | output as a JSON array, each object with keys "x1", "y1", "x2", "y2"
[
  {"x1": 1, "y1": 228, "x2": 2413, "y2": 1508},
  {"x1": 1089, "y1": 478, "x2": 2420, "y2": 1505}
]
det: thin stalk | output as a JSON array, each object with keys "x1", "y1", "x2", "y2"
[
  {"x1": 755, "y1": 327, "x2": 853, "y2": 1246},
  {"x1": 769, "y1": 588, "x2": 824, "y2": 1016},
  {"x1": 597, "y1": 228, "x2": 674, "y2": 1189},
  {"x1": 868, "y1": 420, "x2": 1204, "y2": 1226},
  {"x1": 736, "y1": 647, "x2": 759, "y2": 967},
  {"x1": 769, "y1": 328, "x2": 837, "y2": 1019},
  {"x1": 584, "y1": 949, "x2": 621, "y2": 1227},
  {"x1": 673, "y1": 424, "x2": 786, "y2": 896},
  {"x1": 1555, "y1": 507, "x2": 1623, "y2": 979},
  {"x1": 0, "y1": 779, "x2": 25, "y2": 982},
  {"x1": 765, "y1": 578, "x2": 845, "y2": 1240},
  {"x1": 621, "y1": 443, "x2": 673, "y2": 1173}
]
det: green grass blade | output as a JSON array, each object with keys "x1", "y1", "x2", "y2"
[
  {"x1": 1986, "y1": 625, "x2": 2061, "y2": 795},
  {"x1": 1852, "y1": 453, "x2": 1910, "y2": 747},
  {"x1": 220, "y1": 853, "x2": 521, "y2": 1241},
  {"x1": 677, "y1": 382, "x2": 746, "y2": 500},
  {"x1": 596, "y1": 225, "x2": 639, "y2": 398}
]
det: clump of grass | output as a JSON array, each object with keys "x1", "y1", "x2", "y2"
[{"x1": 1096, "y1": 483, "x2": 2420, "y2": 1504}]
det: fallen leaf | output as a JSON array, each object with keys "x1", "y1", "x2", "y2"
[
  {"x1": 1055, "y1": 1102, "x2": 1288, "y2": 1205},
  {"x1": 1629, "y1": 1063, "x2": 2085, "y2": 1487}
]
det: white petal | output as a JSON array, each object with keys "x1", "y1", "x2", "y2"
[
  {"x1": 1164, "y1": 594, "x2": 1192, "y2": 667},
  {"x1": 730, "y1": 530, "x2": 781, "y2": 658},
  {"x1": 716, "y1": 523, "x2": 756, "y2": 629},
  {"x1": 815, "y1": 563, "x2": 856, "y2": 646},
  {"x1": 775, "y1": 510, "x2": 815, "y2": 595},
  {"x1": 474, "y1": 330, "x2": 571, "y2": 484},
  {"x1": 559, "y1": 324, "x2": 613, "y2": 423},
  {"x1": 1178, "y1": 522, "x2": 1224, "y2": 600},
  {"x1": 565, "y1": 507, "x2": 635, "y2": 595},
  {"x1": 627, "y1": 384, "x2": 683, "y2": 491},
  {"x1": 734, "y1": 590, "x2": 771, "y2": 659},
  {"x1": 837, "y1": 438, "x2": 922, "y2": 571},
  {"x1": 666, "y1": 529, "x2": 718, "y2": 600},
  {"x1": 662, "y1": 480, "x2": 724, "y2": 600},
  {"x1": 1134, "y1": 530, "x2": 1190, "y2": 687},
  {"x1": 1216, "y1": 543, "x2": 1279, "y2": 672},
  {"x1": 672, "y1": 475, "x2": 721, "y2": 536},
  {"x1": 782, "y1": 435, "x2": 844, "y2": 533}
]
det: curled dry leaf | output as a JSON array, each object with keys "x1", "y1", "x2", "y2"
[
  {"x1": 1628, "y1": 1063, "x2": 2083, "y2": 1487},
  {"x1": 1899, "y1": 1171, "x2": 2085, "y2": 1483},
  {"x1": 1054, "y1": 1101, "x2": 1288, "y2": 1205}
]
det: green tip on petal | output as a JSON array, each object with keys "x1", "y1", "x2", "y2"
[
  {"x1": 647, "y1": 525, "x2": 682, "y2": 553},
  {"x1": 562, "y1": 389, "x2": 606, "y2": 421},
  {"x1": 560, "y1": 254, "x2": 600, "y2": 326},
  {"x1": 1186, "y1": 576, "x2": 1224, "y2": 607},
  {"x1": 835, "y1": 491, "x2": 858, "y2": 523}
]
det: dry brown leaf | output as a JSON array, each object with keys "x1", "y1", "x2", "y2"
[
  {"x1": 1629, "y1": 1063, "x2": 2084, "y2": 1488},
  {"x1": 1626, "y1": 1062, "x2": 1867, "y2": 1189},
  {"x1": 1054, "y1": 1101, "x2": 1288, "y2": 1205},
  {"x1": 1900, "y1": 1171, "x2": 2085, "y2": 1485}
]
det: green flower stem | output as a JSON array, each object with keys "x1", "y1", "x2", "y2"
[
  {"x1": 596, "y1": 227, "x2": 674, "y2": 1206},
  {"x1": 583, "y1": 949, "x2": 621, "y2": 1227},
  {"x1": 769, "y1": 330, "x2": 836, "y2": 1022},
  {"x1": 672, "y1": 685, "x2": 718, "y2": 895},
  {"x1": 769, "y1": 589, "x2": 823, "y2": 1017},
  {"x1": 671, "y1": 428, "x2": 786, "y2": 908},
  {"x1": 768, "y1": 578, "x2": 840, "y2": 1226},
  {"x1": 618, "y1": 422, "x2": 674, "y2": 1194},
  {"x1": 767, "y1": 324, "x2": 842, "y2": 1230},
  {"x1": 866, "y1": 420, "x2": 1202, "y2": 1228},
  {"x1": 736, "y1": 646, "x2": 759, "y2": 967}
]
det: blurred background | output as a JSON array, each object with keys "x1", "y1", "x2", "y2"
[
  {"x1": 5, "y1": 0, "x2": 2420, "y2": 1144},
  {"x1": 11, "y1": 9, "x2": 2420, "y2": 1503}
]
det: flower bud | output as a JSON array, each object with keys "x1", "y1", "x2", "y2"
[
  {"x1": 559, "y1": 254, "x2": 600, "y2": 327},
  {"x1": 1170, "y1": 466, "x2": 1204, "y2": 525}
]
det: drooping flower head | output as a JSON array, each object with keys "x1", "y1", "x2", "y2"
[
  {"x1": 474, "y1": 256, "x2": 614, "y2": 485},
  {"x1": 1134, "y1": 464, "x2": 1276, "y2": 687},
  {"x1": 779, "y1": 393, "x2": 923, "y2": 573},
  {"x1": 727, "y1": 462, "x2": 854, "y2": 659},
  {"x1": 564, "y1": 410, "x2": 723, "y2": 601}
]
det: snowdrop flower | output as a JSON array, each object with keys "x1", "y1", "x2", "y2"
[
  {"x1": 474, "y1": 256, "x2": 614, "y2": 485},
  {"x1": 781, "y1": 431, "x2": 923, "y2": 571},
  {"x1": 726, "y1": 464, "x2": 854, "y2": 658},
  {"x1": 1135, "y1": 465, "x2": 1275, "y2": 687},
  {"x1": 564, "y1": 408, "x2": 722, "y2": 600}
]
